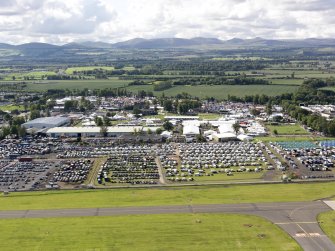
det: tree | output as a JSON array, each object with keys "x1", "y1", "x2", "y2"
[
  {"x1": 95, "y1": 117, "x2": 103, "y2": 126},
  {"x1": 163, "y1": 100, "x2": 173, "y2": 112},
  {"x1": 273, "y1": 129, "x2": 278, "y2": 135},
  {"x1": 103, "y1": 116, "x2": 111, "y2": 126},
  {"x1": 18, "y1": 126, "x2": 26, "y2": 137},
  {"x1": 64, "y1": 100, "x2": 78, "y2": 112},
  {"x1": 232, "y1": 122, "x2": 241, "y2": 135},
  {"x1": 163, "y1": 121, "x2": 174, "y2": 131},
  {"x1": 273, "y1": 116, "x2": 283, "y2": 123},
  {"x1": 30, "y1": 110, "x2": 40, "y2": 120},
  {"x1": 196, "y1": 134, "x2": 207, "y2": 142},
  {"x1": 156, "y1": 128, "x2": 163, "y2": 135},
  {"x1": 266, "y1": 102, "x2": 272, "y2": 115},
  {"x1": 250, "y1": 108, "x2": 260, "y2": 116},
  {"x1": 100, "y1": 126, "x2": 108, "y2": 137}
]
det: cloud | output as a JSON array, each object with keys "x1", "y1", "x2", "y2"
[{"x1": 0, "y1": 0, "x2": 333, "y2": 44}]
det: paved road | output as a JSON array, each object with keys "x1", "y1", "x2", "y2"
[{"x1": 0, "y1": 201, "x2": 334, "y2": 251}]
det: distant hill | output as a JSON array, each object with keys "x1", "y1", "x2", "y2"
[
  {"x1": 0, "y1": 37, "x2": 333, "y2": 61},
  {"x1": 0, "y1": 37, "x2": 334, "y2": 51},
  {"x1": 112, "y1": 37, "x2": 224, "y2": 49},
  {"x1": 223, "y1": 37, "x2": 335, "y2": 48},
  {"x1": 112, "y1": 37, "x2": 335, "y2": 49},
  {"x1": 16, "y1": 42, "x2": 60, "y2": 50},
  {"x1": 0, "y1": 43, "x2": 15, "y2": 49},
  {"x1": 78, "y1": 41, "x2": 112, "y2": 48}
]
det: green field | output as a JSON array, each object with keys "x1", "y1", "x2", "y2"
[
  {"x1": 266, "y1": 124, "x2": 309, "y2": 135},
  {"x1": 1, "y1": 183, "x2": 334, "y2": 211},
  {"x1": 269, "y1": 79, "x2": 303, "y2": 85},
  {"x1": 25, "y1": 79, "x2": 131, "y2": 91},
  {"x1": 198, "y1": 113, "x2": 223, "y2": 120},
  {"x1": 0, "y1": 104, "x2": 24, "y2": 111},
  {"x1": 0, "y1": 214, "x2": 301, "y2": 251},
  {"x1": 318, "y1": 211, "x2": 335, "y2": 243},
  {"x1": 127, "y1": 84, "x2": 299, "y2": 99},
  {"x1": 4, "y1": 71, "x2": 56, "y2": 81},
  {"x1": 212, "y1": 56, "x2": 272, "y2": 61},
  {"x1": 20, "y1": 80, "x2": 299, "y2": 99},
  {"x1": 194, "y1": 171, "x2": 266, "y2": 182},
  {"x1": 65, "y1": 66, "x2": 116, "y2": 74},
  {"x1": 256, "y1": 136, "x2": 335, "y2": 143},
  {"x1": 65, "y1": 66, "x2": 135, "y2": 74}
]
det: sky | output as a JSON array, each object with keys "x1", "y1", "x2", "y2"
[{"x1": 0, "y1": 0, "x2": 334, "y2": 44}]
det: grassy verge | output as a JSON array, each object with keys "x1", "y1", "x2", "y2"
[
  {"x1": 0, "y1": 182, "x2": 334, "y2": 211},
  {"x1": 198, "y1": 113, "x2": 222, "y2": 120},
  {"x1": 194, "y1": 170, "x2": 266, "y2": 182},
  {"x1": 255, "y1": 136, "x2": 330, "y2": 142},
  {"x1": 318, "y1": 211, "x2": 335, "y2": 243},
  {"x1": 0, "y1": 214, "x2": 301, "y2": 251}
]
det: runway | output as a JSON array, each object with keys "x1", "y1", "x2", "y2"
[{"x1": 0, "y1": 201, "x2": 333, "y2": 251}]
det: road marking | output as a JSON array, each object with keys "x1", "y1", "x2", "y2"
[
  {"x1": 295, "y1": 233, "x2": 321, "y2": 238},
  {"x1": 323, "y1": 201, "x2": 335, "y2": 210},
  {"x1": 275, "y1": 222, "x2": 317, "y2": 225},
  {"x1": 309, "y1": 233, "x2": 321, "y2": 237}
]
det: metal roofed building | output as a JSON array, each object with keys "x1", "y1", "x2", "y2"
[
  {"x1": 46, "y1": 126, "x2": 159, "y2": 138},
  {"x1": 165, "y1": 116, "x2": 199, "y2": 121},
  {"x1": 22, "y1": 116, "x2": 70, "y2": 130},
  {"x1": 183, "y1": 125, "x2": 200, "y2": 142},
  {"x1": 213, "y1": 133, "x2": 237, "y2": 142}
]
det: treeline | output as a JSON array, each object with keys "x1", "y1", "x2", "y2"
[
  {"x1": 153, "y1": 81, "x2": 173, "y2": 91},
  {"x1": 160, "y1": 98, "x2": 202, "y2": 115},
  {"x1": 225, "y1": 78, "x2": 335, "y2": 136},
  {"x1": 45, "y1": 87, "x2": 154, "y2": 99},
  {"x1": 154, "y1": 59, "x2": 268, "y2": 74},
  {"x1": 226, "y1": 78, "x2": 335, "y2": 105},
  {"x1": 283, "y1": 103, "x2": 335, "y2": 136},
  {"x1": 171, "y1": 77, "x2": 269, "y2": 86},
  {"x1": 46, "y1": 75, "x2": 79, "y2": 80},
  {"x1": 0, "y1": 112, "x2": 26, "y2": 139},
  {"x1": 71, "y1": 68, "x2": 162, "y2": 79},
  {"x1": 128, "y1": 80, "x2": 148, "y2": 86}
]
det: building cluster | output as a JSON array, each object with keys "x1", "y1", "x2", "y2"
[
  {"x1": 301, "y1": 105, "x2": 335, "y2": 120},
  {"x1": 15, "y1": 98, "x2": 273, "y2": 143}
]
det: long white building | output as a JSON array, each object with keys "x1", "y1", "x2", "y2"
[{"x1": 47, "y1": 126, "x2": 159, "y2": 138}]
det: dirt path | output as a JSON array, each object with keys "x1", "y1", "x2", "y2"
[{"x1": 156, "y1": 157, "x2": 167, "y2": 185}]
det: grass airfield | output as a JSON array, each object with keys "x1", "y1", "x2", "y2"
[{"x1": 0, "y1": 214, "x2": 302, "y2": 251}]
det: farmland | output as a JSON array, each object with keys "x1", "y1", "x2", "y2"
[
  {"x1": 127, "y1": 84, "x2": 299, "y2": 99},
  {"x1": 13, "y1": 80, "x2": 300, "y2": 99},
  {"x1": 3, "y1": 71, "x2": 57, "y2": 81},
  {"x1": 25, "y1": 79, "x2": 131, "y2": 91},
  {"x1": 0, "y1": 182, "x2": 334, "y2": 211},
  {"x1": 65, "y1": 66, "x2": 136, "y2": 74},
  {"x1": 65, "y1": 66, "x2": 115, "y2": 74},
  {"x1": 0, "y1": 214, "x2": 301, "y2": 251}
]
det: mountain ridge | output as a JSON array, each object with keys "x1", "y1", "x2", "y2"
[{"x1": 0, "y1": 37, "x2": 335, "y2": 50}]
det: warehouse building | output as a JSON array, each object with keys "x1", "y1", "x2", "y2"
[
  {"x1": 212, "y1": 133, "x2": 237, "y2": 142},
  {"x1": 183, "y1": 125, "x2": 200, "y2": 142},
  {"x1": 23, "y1": 116, "x2": 70, "y2": 130},
  {"x1": 46, "y1": 126, "x2": 159, "y2": 138}
]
